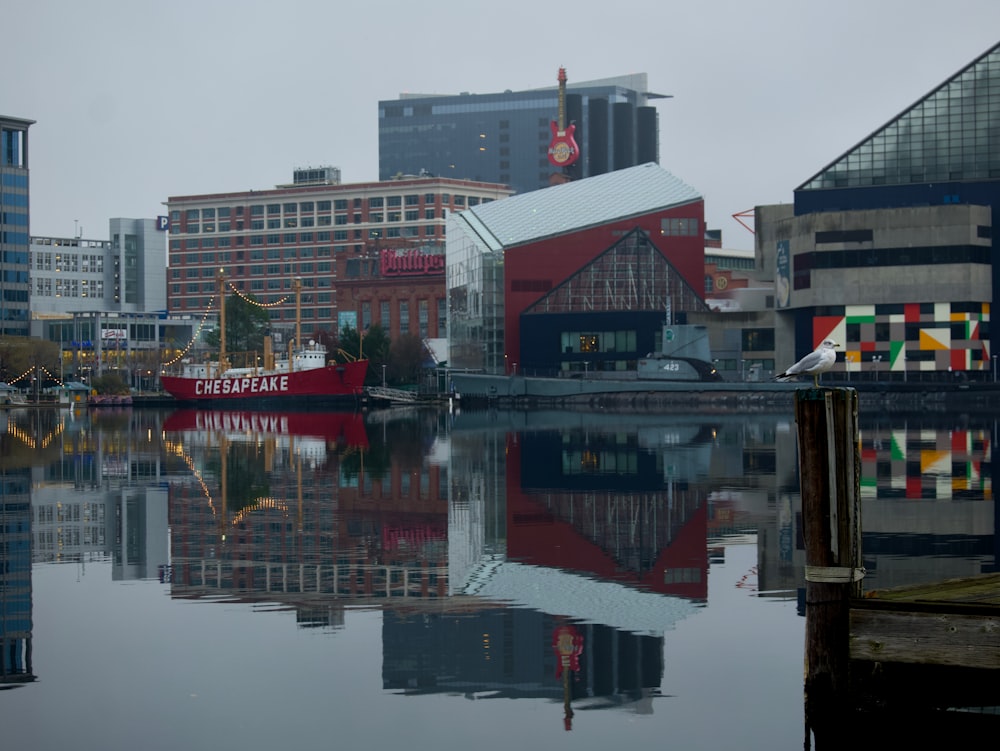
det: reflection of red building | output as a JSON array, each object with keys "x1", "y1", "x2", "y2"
[
  {"x1": 165, "y1": 417, "x2": 451, "y2": 602},
  {"x1": 504, "y1": 433, "x2": 709, "y2": 601}
]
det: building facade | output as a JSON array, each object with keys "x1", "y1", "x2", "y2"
[
  {"x1": 30, "y1": 219, "x2": 170, "y2": 386},
  {"x1": 762, "y1": 41, "x2": 1000, "y2": 381},
  {"x1": 0, "y1": 115, "x2": 34, "y2": 337},
  {"x1": 31, "y1": 218, "x2": 167, "y2": 317},
  {"x1": 379, "y1": 74, "x2": 665, "y2": 195},
  {"x1": 446, "y1": 163, "x2": 707, "y2": 375},
  {"x1": 165, "y1": 174, "x2": 513, "y2": 349}
]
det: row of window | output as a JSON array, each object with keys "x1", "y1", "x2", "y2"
[
  {"x1": 794, "y1": 245, "x2": 990, "y2": 287},
  {"x1": 35, "y1": 278, "x2": 104, "y2": 298},
  {"x1": 180, "y1": 209, "x2": 445, "y2": 234},
  {"x1": 170, "y1": 294, "x2": 446, "y2": 339},
  {"x1": 32, "y1": 253, "x2": 105, "y2": 273},
  {"x1": 177, "y1": 223, "x2": 441, "y2": 242},
  {"x1": 560, "y1": 330, "x2": 638, "y2": 354},
  {"x1": 174, "y1": 193, "x2": 486, "y2": 222},
  {"x1": 173, "y1": 263, "x2": 333, "y2": 279}
]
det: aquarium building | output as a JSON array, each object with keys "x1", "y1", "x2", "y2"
[{"x1": 761, "y1": 41, "x2": 1000, "y2": 381}]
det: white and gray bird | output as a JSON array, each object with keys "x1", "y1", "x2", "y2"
[{"x1": 775, "y1": 339, "x2": 839, "y2": 387}]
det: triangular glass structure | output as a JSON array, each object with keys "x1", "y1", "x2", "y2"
[
  {"x1": 524, "y1": 228, "x2": 709, "y2": 315},
  {"x1": 798, "y1": 42, "x2": 1000, "y2": 191}
]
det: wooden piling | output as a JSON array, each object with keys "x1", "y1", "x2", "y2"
[{"x1": 796, "y1": 387, "x2": 861, "y2": 748}]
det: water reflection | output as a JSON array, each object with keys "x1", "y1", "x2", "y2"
[{"x1": 0, "y1": 405, "x2": 996, "y2": 733}]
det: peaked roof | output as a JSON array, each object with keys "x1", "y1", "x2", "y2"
[
  {"x1": 457, "y1": 163, "x2": 702, "y2": 250},
  {"x1": 524, "y1": 228, "x2": 710, "y2": 316},
  {"x1": 798, "y1": 41, "x2": 1000, "y2": 191}
]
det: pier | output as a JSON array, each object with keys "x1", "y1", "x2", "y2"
[{"x1": 797, "y1": 387, "x2": 1000, "y2": 747}]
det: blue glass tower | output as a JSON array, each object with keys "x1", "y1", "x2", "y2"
[
  {"x1": 379, "y1": 74, "x2": 667, "y2": 195},
  {"x1": 0, "y1": 115, "x2": 34, "y2": 337}
]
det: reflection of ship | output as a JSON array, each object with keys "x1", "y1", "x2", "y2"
[
  {"x1": 160, "y1": 274, "x2": 367, "y2": 408},
  {"x1": 162, "y1": 409, "x2": 369, "y2": 450}
]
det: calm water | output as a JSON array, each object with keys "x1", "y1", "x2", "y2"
[{"x1": 0, "y1": 404, "x2": 995, "y2": 750}]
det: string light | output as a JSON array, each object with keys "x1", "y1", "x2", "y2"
[
  {"x1": 6, "y1": 416, "x2": 66, "y2": 450},
  {"x1": 39, "y1": 366, "x2": 64, "y2": 388},
  {"x1": 226, "y1": 281, "x2": 289, "y2": 309},
  {"x1": 162, "y1": 295, "x2": 217, "y2": 367},
  {"x1": 8, "y1": 367, "x2": 36, "y2": 385},
  {"x1": 231, "y1": 498, "x2": 289, "y2": 526},
  {"x1": 167, "y1": 441, "x2": 217, "y2": 517}
]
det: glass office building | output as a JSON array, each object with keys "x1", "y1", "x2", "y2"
[
  {"x1": 379, "y1": 74, "x2": 667, "y2": 195},
  {"x1": 0, "y1": 115, "x2": 34, "y2": 337}
]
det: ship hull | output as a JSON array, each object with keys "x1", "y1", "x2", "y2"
[{"x1": 161, "y1": 360, "x2": 368, "y2": 408}]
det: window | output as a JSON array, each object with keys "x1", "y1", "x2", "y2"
[
  {"x1": 661, "y1": 217, "x2": 699, "y2": 236},
  {"x1": 380, "y1": 300, "x2": 391, "y2": 331},
  {"x1": 399, "y1": 300, "x2": 410, "y2": 333},
  {"x1": 418, "y1": 299, "x2": 429, "y2": 338}
]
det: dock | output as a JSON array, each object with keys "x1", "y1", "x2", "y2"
[
  {"x1": 848, "y1": 573, "x2": 1000, "y2": 716},
  {"x1": 796, "y1": 387, "x2": 1000, "y2": 747}
]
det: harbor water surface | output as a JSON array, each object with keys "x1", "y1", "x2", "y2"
[{"x1": 0, "y1": 405, "x2": 994, "y2": 749}]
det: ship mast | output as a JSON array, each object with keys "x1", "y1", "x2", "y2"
[
  {"x1": 217, "y1": 268, "x2": 228, "y2": 375},
  {"x1": 294, "y1": 276, "x2": 302, "y2": 355}
]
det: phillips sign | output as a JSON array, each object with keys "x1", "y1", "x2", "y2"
[{"x1": 380, "y1": 249, "x2": 444, "y2": 277}]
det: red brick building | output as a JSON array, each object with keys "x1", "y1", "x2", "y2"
[{"x1": 165, "y1": 172, "x2": 512, "y2": 345}]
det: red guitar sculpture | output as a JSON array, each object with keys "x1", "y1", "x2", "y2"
[{"x1": 547, "y1": 67, "x2": 579, "y2": 168}]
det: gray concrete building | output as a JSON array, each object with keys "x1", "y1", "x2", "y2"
[{"x1": 757, "y1": 41, "x2": 1000, "y2": 381}]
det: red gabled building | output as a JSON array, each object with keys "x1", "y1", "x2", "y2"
[{"x1": 447, "y1": 163, "x2": 710, "y2": 375}]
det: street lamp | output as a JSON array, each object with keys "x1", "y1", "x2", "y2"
[
  {"x1": 872, "y1": 354, "x2": 882, "y2": 381},
  {"x1": 381, "y1": 363, "x2": 387, "y2": 388}
]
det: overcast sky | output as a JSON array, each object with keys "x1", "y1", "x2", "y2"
[{"x1": 4, "y1": 0, "x2": 999, "y2": 250}]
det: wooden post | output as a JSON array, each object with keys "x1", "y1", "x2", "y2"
[{"x1": 796, "y1": 387, "x2": 862, "y2": 749}]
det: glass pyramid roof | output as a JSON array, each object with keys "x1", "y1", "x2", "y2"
[
  {"x1": 460, "y1": 162, "x2": 701, "y2": 250},
  {"x1": 798, "y1": 41, "x2": 1000, "y2": 191}
]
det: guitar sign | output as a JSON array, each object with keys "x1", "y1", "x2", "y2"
[{"x1": 547, "y1": 67, "x2": 579, "y2": 168}]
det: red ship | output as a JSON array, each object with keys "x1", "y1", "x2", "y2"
[
  {"x1": 160, "y1": 273, "x2": 368, "y2": 408},
  {"x1": 160, "y1": 353, "x2": 368, "y2": 408}
]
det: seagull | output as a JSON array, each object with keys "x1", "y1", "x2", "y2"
[{"x1": 775, "y1": 339, "x2": 839, "y2": 387}]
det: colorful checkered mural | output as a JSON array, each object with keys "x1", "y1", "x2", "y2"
[
  {"x1": 860, "y1": 426, "x2": 992, "y2": 501},
  {"x1": 811, "y1": 302, "x2": 990, "y2": 374}
]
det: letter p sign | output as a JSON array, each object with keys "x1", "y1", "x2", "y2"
[{"x1": 156, "y1": 216, "x2": 170, "y2": 231}]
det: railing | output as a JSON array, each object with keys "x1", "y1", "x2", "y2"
[{"x1": 366, "y1": 386, "x2": 420, "y2": 403}]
